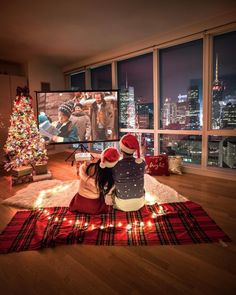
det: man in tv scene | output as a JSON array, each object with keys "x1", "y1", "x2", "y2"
[
  {"x1": 111, "y1": 134, "x2": 146, "y2": 212},
  {"x1": 70, "y1": 103, "x2": 91, "y2": 141},
  {"x1": 51, "y1": 101, "x2": 79, "y2": 143},
  {"x1": 90, "y1": 92, "x2": 114, "y2": 141}
]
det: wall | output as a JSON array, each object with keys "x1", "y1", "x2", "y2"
[{"x1": 26, "y1": 60, "x2": 68, "y2": 154}]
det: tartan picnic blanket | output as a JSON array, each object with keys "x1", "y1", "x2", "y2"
[{"x1": 0, "y1": 201, "x2": 231, "y2": 254}]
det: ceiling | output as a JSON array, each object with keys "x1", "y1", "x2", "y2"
[{"x1": 0, "y1": 0, "x2": 235, "y2": 67}]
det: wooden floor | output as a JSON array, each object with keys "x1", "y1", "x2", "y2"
[{"x1": 0, "y1": 153, "x2": 236, "y2": 295}]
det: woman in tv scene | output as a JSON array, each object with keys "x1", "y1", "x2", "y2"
[
  {"x1": 51, "y1": 101, "x2": 79, "y2": 143},
  {"x1": 69, "y1": 147, "x2": 120, "y2": 214}
]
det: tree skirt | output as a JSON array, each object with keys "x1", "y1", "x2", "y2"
[
  {"x1": 1, "y1": 174, "x2": 187, "y2": 209},
  {"x1": 0, "y1": 202, "x2": 230, "y2": 253}
]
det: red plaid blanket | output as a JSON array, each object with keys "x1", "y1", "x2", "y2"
[{"x1": 0, "y1": 201, "x2": 231, "y2": 254}]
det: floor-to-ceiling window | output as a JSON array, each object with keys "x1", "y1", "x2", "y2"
[
  {"x1": 91, "y1": 64, "x2": 112, "y2": 90},
  {"x1": 159, "y1": 40, "x2": 203, "y2": 164},
  {"x1": 208, "y1": 31, "x2": 236, "y2": 169},
  {"x1": 118, "y1": 53, "x2": 154, "y2": 155}
]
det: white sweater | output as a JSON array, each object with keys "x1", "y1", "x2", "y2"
[{"x1": 78, "y1": 163, "x2": 99, "y2": 199}]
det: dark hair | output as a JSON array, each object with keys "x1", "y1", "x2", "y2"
[
  {"x1": 86, "y1": 159, "x2": 114, "y2": 197},
  {"x1": 121, "y1": 149, "x2": 133, "y2": 156},
  {"x1": 75, "y1": 102, "x2": 83, "y2": 109}
]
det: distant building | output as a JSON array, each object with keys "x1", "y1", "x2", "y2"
[
  {"x1": 120, "y1": 85, "x2": 135, "y2": 128},
  {"x1": 162, "y1": 98, "x2": 177, "y2": 128},
  {"x1": 136, "y1": 103, "x2": 153, "y2": 129},
  {"x1": 220, "y1": 103, "x2": 236, "y2": 128},
  {"x1": 212, "y1": 55, "x2": 225, "y2": 129},
  {"x1": 187, "y1": 85, "x2": 200, "y2": 129}
]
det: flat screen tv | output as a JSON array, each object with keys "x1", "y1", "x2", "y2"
[{"x1": 36, "y1": 90, "x2": 119, "y2": 144}]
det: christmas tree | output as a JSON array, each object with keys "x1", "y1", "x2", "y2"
[{"x1": 4, "y1": 87, "x2": 48, "y2": 170}]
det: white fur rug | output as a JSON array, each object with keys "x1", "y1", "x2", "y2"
[{"x1": 2, "y1": 174, "x2": 187, "y2": 209}]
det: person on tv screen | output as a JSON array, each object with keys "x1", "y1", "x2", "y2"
[
  {"x1": 51, "y1": 101, "x2": 79, "y2": 143},
  {"x1": 90, "y1": 92, "x2": 114, "y2": 141},
  {"x1": 72, "y1": 92, "x2": 86, "y2": 105},
  {"x1": 71, "y1": 103, "x2": 91, "y2": 141}
]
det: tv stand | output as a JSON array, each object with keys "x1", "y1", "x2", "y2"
[{"x1": 65, "y1": 143, "x2": 94, "y2": 166}]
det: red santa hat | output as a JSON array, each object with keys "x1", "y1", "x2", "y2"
[
  {"x1": 99, "y1": 147, "x2": 120, "y2": 169},
  {"x1": 119, "y1": 134, "x2": 143, "y2": 164}
]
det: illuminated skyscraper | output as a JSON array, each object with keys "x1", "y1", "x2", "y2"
[
  {"x1": 119, "y1": 75, "x2": 135, "y2": 128},
  {"x1": 136, "y1": 103, "x2": 153, "y2": 129},
  {"x1": 220, "y1": 103, "x2": 236, "y2": 128},
  {"x1": 212, "y1": 55, "x2": 225, "y2": 129},
  {"x1": 162, "y1": 98, "x2": 177, "y2": 128},
  {"x1": 187, "y1": 85, "x2": 200, "y2": 129}
]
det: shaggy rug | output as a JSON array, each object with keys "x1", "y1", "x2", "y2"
[
  {"x1": 1, "y1": 174, "x2": 187, "y2": 209},
  {"x1": 0, "y1": 201, "x2": 231, "y2": 254}
]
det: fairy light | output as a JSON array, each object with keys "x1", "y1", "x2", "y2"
[
  {"x1": 63, "y1": 217, "x2": 67, "y2": 221},
  {"x1": 55, "y1": 217, "x2": 58, "y2": 222},
  {"x1": 100, "y1": 225, "x2": 104, "y2": 230},
  {"x1": 152, "y1": 212, "x2": 157, "y2": 218},
  {"x1": 109, "y1": 224, "x2": 114, "y2": 228},
  {"x1": 69, "y1": 220, "x2": 72, "y2": 224},
  {"x1": 126, "y1": 224, "x2": 132, "y2": 230},
  {"x1": 147, "y1": 221, "x2": 152, "y2": 227},
  {"x1": 91, "y1": 224, "x2": 95, "y2": 230},
  {"x1": 118, "y1": 222, "x2": 122, "y2": 227},
  {"x1": 84, "y1": 222, "x2": 88, "y2": 227},
  {"x1": 140, "y1": 222, "x2": 144, "y2": 227},
  {"x1": 47, "y1": 216, "x2": 52, "y2": 220}
]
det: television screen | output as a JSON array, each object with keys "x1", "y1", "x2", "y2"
[{"x1": 36, "y1": 90, "x2": 119, "y2": 144}]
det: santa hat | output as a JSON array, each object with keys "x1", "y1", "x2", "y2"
[
  {"x1": 119, "y1": 134, "x2": 142, "y2": 164},
  {"x1": 58, "y1": 100, "x2": 74, "y2": 118},
  {"x1": 100, "y1": 147, "x2": 120, "y2": 169}
]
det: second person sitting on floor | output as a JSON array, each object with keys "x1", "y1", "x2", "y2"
[{"x1": 112, "y1": 133, "x2": 146, "y2": 212}]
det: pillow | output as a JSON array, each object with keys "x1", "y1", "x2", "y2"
[
  {"x1": 145, "y1": 155, "x2": 170, "y2": 176},
  {"x1": 168, "y1": 156, "x2": 183, "y2": 175}
]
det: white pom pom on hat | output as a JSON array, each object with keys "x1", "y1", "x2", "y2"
[
  {"x1": 99, "y1": 147, "x2": 120, "y2": 169},
  {"x1": 119, "y1": 133, "x2": 143, "y2": 164}
]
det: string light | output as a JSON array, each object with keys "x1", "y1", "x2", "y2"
[
  {"x1": 126, "y1": 224, "x2": 132, "y2": 230},
  {"x1": 118, "y1": 222, "x2": 122, "y2": 227},
  {"x1": 147, "y1": 221, "x2": 152, "y2": 227},
  {"x1": 151, "y1": 212, "x2": 157, "y2": 218},
  {"x1": 100, "y1": 225, "x2": 104, "y2": 230},
  {"x1": 140, "y1": 222, "x2": 144, "y2": 227}
]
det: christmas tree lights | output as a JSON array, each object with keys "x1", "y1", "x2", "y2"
[{"x1": 4, "y1": 87, "x2": 48, "y2": 170}]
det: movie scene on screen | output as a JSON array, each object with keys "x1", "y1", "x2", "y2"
[{"x1": 36, "y1": 90, "x2": 119, "y2": 144}]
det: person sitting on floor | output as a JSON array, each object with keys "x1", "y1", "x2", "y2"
[
  {"x1": 112, "y1": 134, "x2": 146, "y2": 212},
  {"x1": 69, "y1": 147, "x2": 120, "y2": 214}
]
